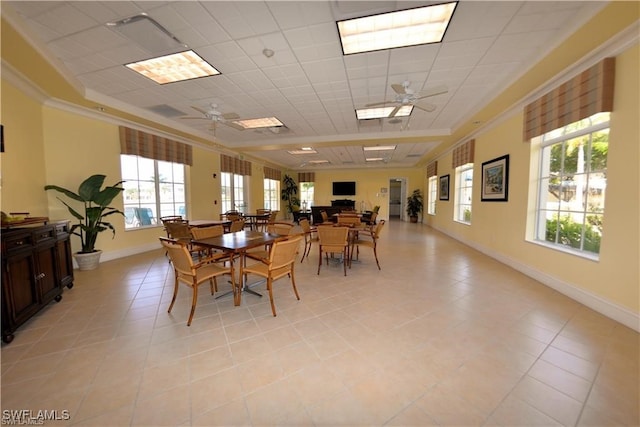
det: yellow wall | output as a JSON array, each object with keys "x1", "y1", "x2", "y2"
[{"x1": 426, "y1": 44, "x2": 639, "y2": 314}]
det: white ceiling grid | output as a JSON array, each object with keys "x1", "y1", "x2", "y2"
[{"x1": 2, "y1": 0, "x2": 607, "y2": 169}]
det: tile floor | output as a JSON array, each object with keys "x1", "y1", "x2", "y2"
[{"x1": 1, "y1": 221, "x2": 638, "y2": 426}]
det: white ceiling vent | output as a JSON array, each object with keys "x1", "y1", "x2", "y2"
[{"x1": 107, "y1": 14, "x2": 187, "y2": 55}]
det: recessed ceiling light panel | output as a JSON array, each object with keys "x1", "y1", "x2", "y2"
[
  {"x1": 363, "y1": 145, "x2": 396, "y2": 151},
  {"x1": 126, "y1": 50, "x2": 220, "y2": 84},
  {"x1": 337, "y1": 2, "x2": 457, "y2": 55},
  {"x1": 233, "y1": 117, "x2": 284, "y2": 129},
  {"x1": 356, "y1": 106, "x2": 412, "y2": 120}
]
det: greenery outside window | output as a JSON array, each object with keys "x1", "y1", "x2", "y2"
[
  {"x1": 427, "y1": 176, "x2": 437, "y2": 215},
  {"x1": 221, "y1": 172, "x2": 247, "y2": 213},
  {"x1": 299, "y1": 182, "x2": 314, "y2": 210},
  {"x1": 263, "y1": 178, "x2": 280, "y2": 211},
  {"x1": 121, "y1": 155, "x2": 186, "y2": 229},
  {"x1": 534, "y1": 112, "x2": 609, "y2": 256},
  {"x1": 455, "y1": 164, "x2": 473, "y2": 224}
]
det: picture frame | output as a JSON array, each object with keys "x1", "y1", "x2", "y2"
[
  {"x1": 439, "y1": 174, "x2": 450, "y2": 201},
  {"x1": 481, "y1": 154, "x2": 509, "y2": 202}
]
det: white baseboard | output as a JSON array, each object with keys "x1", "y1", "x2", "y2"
[
  {"x1": 431, "y1": 225, "x2": 640, "y2": 332},
  {"x1": 72, "y1": 242, "x2": 161, "y2": 269}
]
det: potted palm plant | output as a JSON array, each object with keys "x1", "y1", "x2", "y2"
[
  {"x1": 406, "y1": 189, "x2": 424, "y2": 223},
  {"x1": 280, "y1": 174, "x2": 300, "y2": 219},
  {"x1": 45, "y1": 174, "x2": 125, "y2": 270}
]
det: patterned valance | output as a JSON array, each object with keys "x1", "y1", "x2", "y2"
[
  {"x1": 264, "y1": 166, "x2": 281, "y2": 180},
  {"x1": 220, "y1": 154, "x2": 251, "y2": 175},
  {"x1": 524, "y1": 57, "x2": 615, "y2": 141},
  {"x1": 119, "y1": 126, "x2": 193, "y2": 166},
  {"x1": 426, "y1": 161, "x2": 438, "y2": 178},
  {"x1": 298, "y1": 172, "x2": 315, "y2": 183},
  {"x1": 452, "y1": 139, "x2": 475, "y2": 168}
]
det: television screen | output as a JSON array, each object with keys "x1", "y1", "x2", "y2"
[{"x1": 332, "y1": 181, "x2": 356, "y2": 196}]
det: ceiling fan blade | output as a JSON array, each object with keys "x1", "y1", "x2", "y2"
[
  {"x1": 416, "y1": 85, "x2": 448, "y2": 99},
  {"x1": 191, "y1": 106, "x2": 208, "y2": 115},
  {"x1": 413, "y1": 103, "x2": 437, "y2": 112},
  {"x1": 391, "y1": 83, "x2": 407, "y2": 95},
  {"x1": 222, "y1": 112, "x2": 240, "y2": 120},
  {"x1": 223, "y1": 121, "x2": 245, "y2": 131},
  {"x1": 365, "y1": 101, "x2": 394, "y2": 107},
  {"x1": 388, "y1": 106, "x2": 401, "y2": 117},
  {"x1": 180, "y1": 116, "x2": 205, "y2": 120}
]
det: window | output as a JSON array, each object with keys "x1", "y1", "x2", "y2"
[
  {"x1": 534, "y1": 113, "x2": 609, "y2": 256},
  {"x1": 121, "y1": 155, "x2": 185, "y2": 229},
  {"x1": 427, "y1": 176, "x2": 437, "y2": 215},
  {"x1": 263, "y1": 178, "x2": 280, "y2": 211},
  {"x1": 455, "y1": 164, "x2": 473, "y2": 223},
  {"x1": 221, "y1": 172, "x2": 247, "y2": 213},
  {"x1": 299, "y1": 182, "x2": 315, "y2": 210}
]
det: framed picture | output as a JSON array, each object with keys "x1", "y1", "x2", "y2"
[
  {"x1": 481, "y1": 154, "x2": 510, "y2": 202},
  {"x1": 439, "y1": 174, "x2": 450, "y2": 201}
]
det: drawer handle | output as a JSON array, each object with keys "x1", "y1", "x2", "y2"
[
  {"x1": 35, "y1": 273, "x2": 46, "y2": 281},
  {"x1": 14, "y1": 241, "x2": 24, "y2": 246}
]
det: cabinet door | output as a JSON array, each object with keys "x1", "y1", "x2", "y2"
[
  {"x1": 3, "y1": 252, "x2": 39, "y2": 325},
  {"x1": 35, "y1": 242, "x2": 60, "y2": 302},
  {"x1": 55, "y1": 236, "x2": 74, "y2": 288}
]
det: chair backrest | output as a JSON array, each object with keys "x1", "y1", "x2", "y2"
[
  {"x1": 267, "y1": 222, "x2": 294, "y2": 236},
  {"x1": 337, "y1": 215, "x2": 361, "y2": 226},
  {"x1": 268, "y1": 210, "x2": 279, "y2": 223},
  {"x1": 190, "y1": 225, "x2": 224, "y2": 240},
  {"x1": 257, "y1": 208, "x2": 271, "y2": 215},
  {"x1": 368, "y1": 211, "x2": 378, "y2": 224},
  {"x1": 317, "y1": 226, "x2": 349, "y2": 247},
  {"x1": 164, "y1": 220, "x2": 191, "y2": 239},
  {"x1": 299, "y1": 218, "x2": 312, "y2": 233},
  {"x1": 269, "y1": 236, "x2": 302, "y2": 270},
  {"x1": 160, "y1": 215, "x2": 183, "y2": 225},
  {"x1": 160, "y1": 237, "x2": 195, "y2": 276},
  {"x1": 372, "y1": 219, "x2": 386, "y2": 238},
  {"x1": 229, "y1": 219, "x2": 245, "y2": 232},
  {"x1": 320, "y1": 210, "x2": 329, "y2": 222}
]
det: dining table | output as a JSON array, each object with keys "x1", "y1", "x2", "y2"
[{"x1": 191, "y1": 229, "x2": 286, "y2": 306}]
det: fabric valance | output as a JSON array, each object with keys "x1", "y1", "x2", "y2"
[
  {"x1": 119, "y1": 126, "x2": 193, "y2": 166},
  {"x1": 452, "y1": 139, "x2": 475, "y2": 168},
  {"x1": 264, "y1": 166, "x2": 281, "y2": 180},
  {"x1": 426, "y1": 161, "x2": 438, "y2": 178},
  {"x1": 220, "y1": 154, "x2": 251, "y2": 176},
  {"x1": 298, "y1": 172, "x2": 315, "y2": 183},
  {"x1": 523, "y1": 57, "x2": 615, "y2": 141}
]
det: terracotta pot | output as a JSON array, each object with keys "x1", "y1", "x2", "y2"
[{"x1": 73, "y1": 250, "x2": 102, "y2": 271}]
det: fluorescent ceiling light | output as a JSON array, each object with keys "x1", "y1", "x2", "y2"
[
  {"x1": 308, "y1": 160, "x2": 330, "y2": 164},
  {"x1": 288, "y1": 149, "x2": 318, "y2": 155},
  {"x1": 363, "y1": 145, "x2": 396, "y2": 151},
  {"x1": 337, "y1": 2, "x2": 457, "y2": 55},
  {"x1": 356, "y1": 106, "x2": 413, "y2": 120},
  {"x1": 366, "y1": 158, "x2": 385, "y2": 162},
  {"x1": 232, "y1": 117, "x2": 284, "y2": 129},
  {"x1": 125, "y1": 50, "x2": 220, "y2": 84}
]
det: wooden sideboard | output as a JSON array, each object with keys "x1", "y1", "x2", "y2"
[{"x1": 1, "y1": 221, "x2": 74, "y2": 343}]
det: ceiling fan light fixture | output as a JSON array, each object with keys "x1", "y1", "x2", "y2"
[
  {"x1": 337, "y1": 2, "x2": 457, "y2": 55},
  {"x1": 125, "y1": 50, "x2": 220, "y2": 84},
  {"x1": 356, "y1": 106, "x2": 412, "y2": 120}
]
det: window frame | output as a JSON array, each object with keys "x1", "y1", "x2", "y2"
[
  {"x1": 454, "y1": 163, "x2": 473, "y2": 224},
  {"x1": 263, "y1": 178, "x2": 280, "y2": 211},
  {"x1": 427, "y1": 176, "x2": 437, "y2": 215},
  {"x1": 531, "y1": 113, "x2": 609, "y2": 258},
  {"x1": 221, "y1": 172, "x2": 248, "y2": 214},
  {"x1": 299, "y1": 182, "x2": 315, "y2": 210},
  {"x1": 120, "y1": 155, "x2": 186, "y2": 230}
]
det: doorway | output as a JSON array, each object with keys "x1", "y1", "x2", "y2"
[{"x1": 388, "y1": 178, "x2": 406, "y2": 221}]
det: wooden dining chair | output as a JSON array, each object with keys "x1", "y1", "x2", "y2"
[
  {"x1": 229, "y1": 219, "x2": 246, "y2": 232},
  {"x1": 160, "y1": 237, "x2": 235, "y2": 326},
  {"x1": 190, "y1": 225, "x2": 229, "y2": 262},
  {"x1": 243, "y1": 236, "x2": 302, "y2": 316},
  {"x1": 245, "y1": 222, "x2": 295, "y2": 262},
  {"x1": 317, "y1": 226, "x2": 350, "y2": 276},
  {"x1": 351, "y1": 220, "x2": 386, "y2": 270},
  {"x1": 298, "y1": 218, "x2": 317, "y2": 262}
]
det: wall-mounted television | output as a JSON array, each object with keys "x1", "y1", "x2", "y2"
[{"x1": 332, "y1": 181, "x2": 356, "y2": 196}]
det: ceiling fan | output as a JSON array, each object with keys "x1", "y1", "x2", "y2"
[
  {"x1": 366, "y1": 81, "x2": 448, "y2": 117},
  {"x1": 180, "y1": 104, "x2": 245, "y2": 133}
]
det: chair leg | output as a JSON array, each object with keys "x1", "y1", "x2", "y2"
[
  {"x1": 267, "y1": 277, "x2": 276, "y2": 317},
  {"x1": 373, "y1": 245, "x2": 380, "y2": 270},
  {"x1": 168, "y1": 275, "x2": 179, "y2": 313},
  {"x1": 187, "y1": 283, "x2": 198, "y2": 326},
  {"x1": 317, "y1": 247, "x2": 322, "y2": 274},
  {"x1": 343, "y1": 250, "x2": 347, "y2": 276},
  {"x1": 290, "y1": 266, "x2": 300, "y2": 301}
]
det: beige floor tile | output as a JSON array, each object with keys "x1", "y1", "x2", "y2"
[{"x1": 1, "y1": 221, "x2": 637, "y2": 427}]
